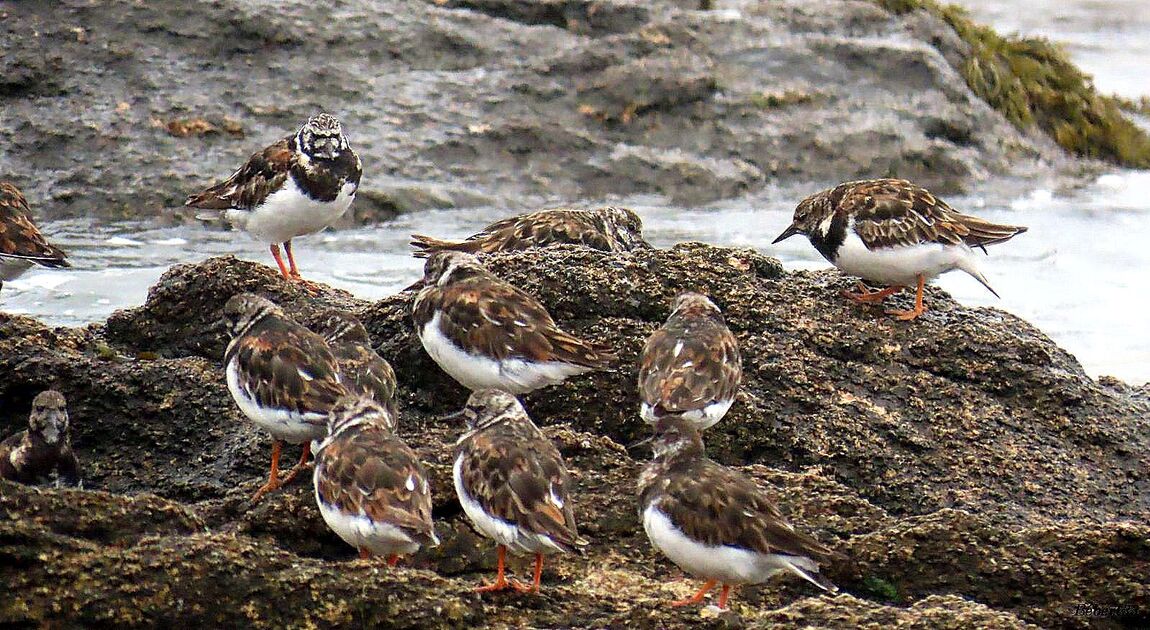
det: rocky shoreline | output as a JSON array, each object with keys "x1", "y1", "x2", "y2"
[{"x1": 2, "y1": 246, "x2": 1147, "y2": 628}]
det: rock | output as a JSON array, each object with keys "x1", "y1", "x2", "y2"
[
  {"x1": 2, "y1": 246, "x2": 1148, "y2": 627},
  {"x1": 0, "y1": 0, "x2": 1101, "y2": 220}
]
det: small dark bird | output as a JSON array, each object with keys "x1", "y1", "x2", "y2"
[
  {"x1": 0, "y1": 183, "x2": 70, "y2": 293},
  {"x1": 0, "y1": 390, "x2": 81, "y2": 487},
  {"x1": 411, "y1": 206, "x2": 648, "y2": 257},
  {"x1": 313, "y1": 310, "x2": 398, "y2": 418}
]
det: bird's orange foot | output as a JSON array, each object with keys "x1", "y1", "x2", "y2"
[
  {"x1": 885, "y1": 306, "x2": 926, "y2": 321},
  {"x1": 250, "y1": 477, "x2": 283, "y2": 503},
  {"x1": 279, "y1": 461, "x2": 313, "y2": 486},
  {"x1": 842, "y1": 282, "x2": 903, "y2": 304}
]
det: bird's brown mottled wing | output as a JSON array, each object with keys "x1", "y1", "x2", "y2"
[
  {"x1": 331, "y1": 343, "x2": 398, "y2": 415},
  {"x1": 432, "y1": 277, "x2": 614, "y2": 367},
  {"x1": 185, "y1": 137, "x2": 295, "y2": 211},
  {"x1": 0, "y1": 431, "x2": 23, "y2": 481},
  {"x1": 0, "y1": 184, "x2": 69, "y2": 265},
  {"x1": 847, "y1": 179, "x2": 1027, "y2": 250},
  {"x1": 411, "y1": 209, "x2": 622, "y2": 257},
  {"x1": 227, "y1": 321, "x2": 347, "y2": 416},
  {"x1": 659, "y1": 459, "x2": 834, "y2": 561},
  {"x1": 457, "y1": 423, "x2": 580, "y2": 550},
  {"x1": 638, "y1": 318, "x2": 741, "y2": 414},
  {"x1": 316, "y1": 426, "x2": 436, "y2": 544}
]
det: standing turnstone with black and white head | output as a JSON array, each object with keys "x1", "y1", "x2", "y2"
[
  {"x1": 453, "y1": 389, "x2": 584, "y2": 593},
  {"x1": 638, "y1": 292, "x2": 741, "y2": 430},
  {"x1": 411, "y1": 206, "x2": 648, "y2": 257},
  {"x1": 186, "y1": 113, "x2": 362, "y2": 282},
  {"x1": 0, "y1": 183, "x2": 70, "y2": 293},
  {"x1": 313, "y1": 310, "x2": 398, "y2": 418},
  {"x1": 222, "y1": 293, "x2": 348, "y2": 501},
  {"x1": 638, "y1": 418, "x2": 837, "y2": 610},
  {"x1": 0, "y1": 390, "x2": 81, "y2": 487},
  {"x1": 412, "y1": 251, "x2": 614, "y2": 393},
  {"x1": 773, "y1": 178, "x2": 1027, "y2": 321},
  {"x1": 313, "y1": 396, "x2": 438, "y2": 565}
]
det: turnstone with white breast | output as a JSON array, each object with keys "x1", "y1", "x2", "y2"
[
  {"x1": 0, "y1": 390, "x2": 81, "y2": 487},
  {"x1": 453, "y1": 389, "x2": 585, "y2": 593},
  {"x1": 313, "y1": 309, "x2": 399, "y2": 418},
  {"x1": 313, "y1": 395, "x2": 438, "y2": 566},
  {"x1": 412, "y1": 251, "x2": 614, "y2": 394},
  {"x1": 186, "y1": 113, "x2": 362, "y2": 282},
  {"x1": 0, "y1": 183, "x2": 70, "y2": 293},
  {"x1": 222, "y1": 293, "x2": 348, "y2": 501},
  {"x1": 638, "y1": 292, "x2": 741, "y2": 430},
  {"x1": 638, "y1": 417, "x2": 837, "y2": 609},
  {"x1": 772, "y1": 178, "x2": 1027, "y2": 321},
  {"x1": 411, "y1": 206, "x2": 648, "y2": 258}
]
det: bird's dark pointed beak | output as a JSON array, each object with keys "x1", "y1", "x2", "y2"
[
  {"x1": 772, "y1": 224, "x2": 801, "y2": 244},
  {"x1": 438, "y1": 409, "x2": 466, "y2": 422},
  {"x1": 626, "y1": 434, "x2": 655, "y2": 452}
]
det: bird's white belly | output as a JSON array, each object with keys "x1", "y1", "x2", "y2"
[
  {"x1": 419, "y1": 313, "x2": 587, "y2": 393},
  {"x1": 453, "y1": 454, "x2": 565, "y2": 555},
  {"x1": 640, "y1": 399, "x2": 734, "y2": 429},
  {"x1": 228, "y1": 178, "x2": 356, "y2": 245},
  {"x1": 314, "y1": 491, "x2": 421, "y2": 556},
  {"x1": 0, "y1": 257, "x2": 33, "y2": 281},
  {"x1": 643, "y1": 503, "x2": 777, "y2": 585},
  {"x1": 225, "y1": 360, "x2": 327, "y2": 443},
  {"x1": 832, "y1": 232, "x2": 971, "y2": 287}
]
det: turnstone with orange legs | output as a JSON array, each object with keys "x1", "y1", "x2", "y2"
[
  {"x1": 638, "y1": 418, "x2": 837, "y2": 610},
  {"x1": 186, "y1": 113, "x2": 361, "y2": 282},
  {"x1": 313, "y1": 310, "x2": 398, "y2": 418},
  {"x1": 773, "y1": 178, "x2": 1027, "y2": 321},
  {"x1": 453, "y1": 390, "x2": 584, "y2": 593},
  {"x1": 222, "y1": 293, "x2": 348, "y2": 501}
]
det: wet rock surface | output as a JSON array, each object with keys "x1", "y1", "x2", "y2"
[
  {"x1": 2, "y1": 246, "x2": 1148, "y2": 628},
  {"x1": 0, "y1": 0, "x2": 1082, "y2": 220}
]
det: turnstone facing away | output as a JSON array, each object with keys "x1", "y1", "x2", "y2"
[
  {"x1": 313, "y1": 310, "x2": 399, "y2": 418},
  {"x1": 638, "y1": 418, "x2": 837, "y2": 610},
  {"x1": 0, "y1": 183, "x2": 70, "y2": 292},
  {"x1": 313, "y1": 396, "x2": 438, "y2": 565},
  {"x1": 453, "y1": 390, "x2": 584, "y2": 593},
  {"x1": 412, "y1": 251, "x2": 614, "y2": 393},
  {"x1": 411, "y1": 206, "x2": 648, "y2": 258},
  {"x1": 186, "y1": 113, "x2": 362, "y2": 281},
  {"x1": 638, "y1": 292, "x2": 741, "y2": 430},
  {"x1": 0, "y1": 390, "x2": 81, "y2": 487},
  {"x1": 773, "y1": 178, "x2": 1027, "y2": 321},
  {"x1": 222, "y1": 293, "x2": 348, "y2": 501}
]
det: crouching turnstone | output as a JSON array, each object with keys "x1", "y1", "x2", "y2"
[
  {"x1": 411, "y1": 206, "x2": 648, "y2": 258},
  {"x1": 638, "y1": 418, "x2": 837, "y2": 609},
  {"x1": 412, "y1": 251, "x2": 614, "y2": 393},
  {"x1": 0, "y1": 183, "x2": 70, "y2": 293},
  {"x1": 186, "y1": 113, "x2": 362, "y2": 282},
  {"x1": 0, "y1": 390, "x2": 81, "y2": 487},
  {"x1": 222, "y1": 293, "x2": 348, "y2": 501},
  {"x1": 639, "y1": 292, "x2": 741, "y2": 430},
  {"x1": 773, "y1": 178, "x2": 1027, "y2": 321},
  {"x1": 453, "y1": 390, "x2": 585, "y2": 593},
  {"x1": 313, "y1": 310, "x2": 399, "y2": 417},
  {"x1": 314, "y1": 396, "x2": 438, "y2": 565}
]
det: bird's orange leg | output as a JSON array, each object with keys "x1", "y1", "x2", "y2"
[
  {"x1": 251, "y1": 440, "x2": 284, "y2": 502},
  {"x1": 886, "y1": 274, "x2": 927, "y2": 321},
  {"x1": 269, "y1": 244, "x2": 291, "y2": 279},
  {"x1": 387, "y1": 554, "x2": 400, "y2": 568},
  {"x1": 284, "y1": 240, "x2": 301, "y2": 278},
  {"x1": 842, "y1": 281, "x2": 903, "y2": 304},
  {"x1": 717, "y1": 584, "x2": 734, "y2": 609},
  {"x1": 476, "y1": 545, "x2": 528, "y2": 593},
  {"x1": 671, "y1": 579, "x2": 718, "y2": 607},
  {"x1": 510, "y1": 552, "x2": 544, "y2": 593},
  {"x1": 280, "y1": 442, "x2": 312, "y2": 485}
]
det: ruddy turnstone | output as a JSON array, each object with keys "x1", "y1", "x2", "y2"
[
  {"x1": 186, "y1": 113, "x2": 362, "y2": 281},
  {"x1": 638, "y1": 418, "x2": 837, "y2": 609},
  {"x1": 313, "y1": 310, "x2": 399, "y2": 418},
  {"x1": 0, "y1": 390, "x2": 81, "y2": 487},
  {"x1": 412, "y1": 251, "x2": 614, "y2": 393},
  {"x1": 638, "y1": 292, "x2": 741, "y2": 430},
  {"x1": 0, "y1": 183, "x2": 70, "y2": 292},
  {"x1": 411, "y1": 206, "x2": 648, "y2": 258},
  {"x1": 313, "y1": 396, "x2": 438, "y2": 565},
  {"x1": 772, "y1": 178, "x2": 1027, "y2": 321},
  {"x1": 222, "y1": 293, "x2": 348, "y2": 501},
  {"x1": 453, "y1": 389, "x2": 584, "y2": 593}
]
